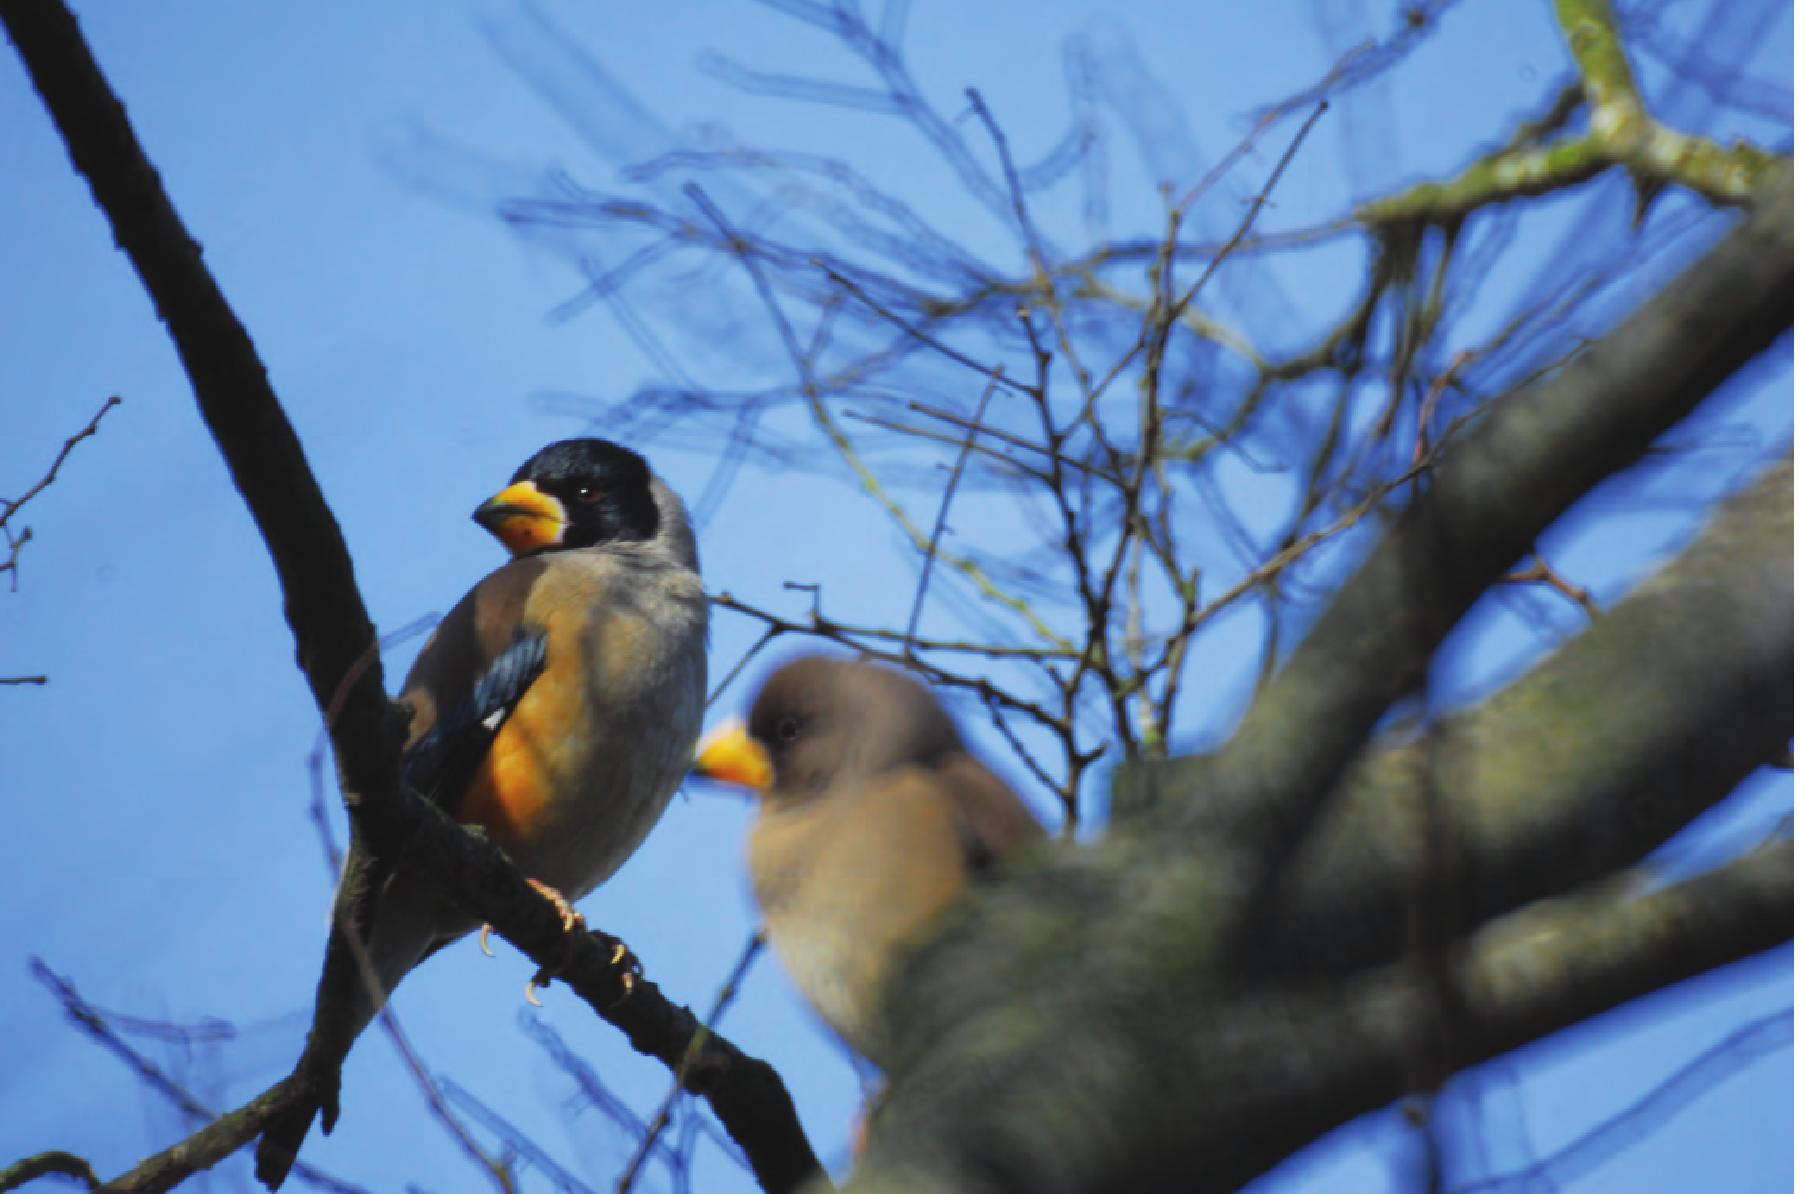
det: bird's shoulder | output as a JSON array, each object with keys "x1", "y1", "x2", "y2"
[
  {"x1": 400, "y1": 556, "x2": 552, "y2": 749},
  {"x1": 930, "y1": 752, "x2": 1047, "y2": 874}
]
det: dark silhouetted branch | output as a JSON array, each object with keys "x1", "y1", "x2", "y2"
[
  {"x1": 0, "y1": 3, "x2": 820, "y2": 1191},
  {"x1": 0, "y1": 1151, "x2": 99, "y2": 1192}
]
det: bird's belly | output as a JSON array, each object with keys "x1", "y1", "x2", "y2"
[
  {"x1": 750, "y1": 779, "x2": 970, "y2": 1064},
  {"x1": 764, "y1": 910, "x2": 885, "y2": 1058},
  {"x1": 456, "y1": 610, "x2": 704, "y2": 899}
]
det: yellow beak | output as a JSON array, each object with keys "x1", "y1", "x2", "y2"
[
  {"x1": 473, "y1": 481, "x2": 567, "y2": 558},
  {"x1": 691, "y1": 719, "x2": 774, "y2": 793}
]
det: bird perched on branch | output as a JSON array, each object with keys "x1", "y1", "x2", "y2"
[
  {"x1": 255, "y1": 438, "x2": 708, "y2": 1189},
  {"x1": 693, "y1": 656, "x2": 1044, "y2": 1065}
]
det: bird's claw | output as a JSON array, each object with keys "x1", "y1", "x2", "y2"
[
  {"x1": 600, "y1": 933, "x2": 644, "y2": 1010},
  {"x1": 523, "y1": 932, "x2": 639, "y2": 1008},
  {"x1": 511, "y1": 880, "x2": 641, "y2": 1011},
  {"x1": 526, "y1": 878, "x2": 586, "y2": 933},
  {"x1": 521, "y1": 879, "x2": 591, "y2": 1007},
  {"x1": 485, "y1": 880, "x2": 581, "y2": 965}
]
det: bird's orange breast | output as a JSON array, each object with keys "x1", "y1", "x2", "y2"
[{"x1": 453, "y1": 652, "x2": 585, "y2": 857}]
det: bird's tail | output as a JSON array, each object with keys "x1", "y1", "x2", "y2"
[
  {"x1": 255, "y1": 844, "x2": 426, "y2": 1190},
  {"x1": 252, "y1": 1050, "x2": 342, "y2": 1190},
  {"x1": 253, "y1": 904, "x2": 377, "y2": 1190}
]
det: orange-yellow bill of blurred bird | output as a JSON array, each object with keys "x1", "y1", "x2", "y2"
[
  {"x1": 255, "y1": 438, "x2": 708, "y2": 1188},
  {"x1": 691, "y1": 656, "x2": 1044, "y2": 1066}
]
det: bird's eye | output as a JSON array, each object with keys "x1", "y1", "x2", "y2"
[
  {"x1": 573, "y1": 485, "x2": 605, "y2": 505},
  {"x1": 774, "y1": 716, "x2": 801, "y2": 743}
]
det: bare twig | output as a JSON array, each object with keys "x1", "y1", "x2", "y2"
[
  {"x1": 27, "y1": 960, "x2": 366, "y2": 1194},
  {"x1": 904, "y1": 375, "x2": 1001, "y2": 656},
  {"x1": 1503, "y1": 551, "x2": 1601, "y2": 620},
  {"x1": 1, "y1": 395, "x2": 119, "y2": 591},
  {"x1": 0, "y1": 1151, "x2": 100, "y2": 1192},
  {"x1": 1453, "y1": 1008, "x2": 1793, "y2": 1193}
]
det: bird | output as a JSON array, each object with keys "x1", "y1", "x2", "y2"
[
  {"x1": 691, "y1": 656, "x2": 1044, "y2": 1066},
  {"x1": 255, "y1": 438, "x2": 709, "y2": 1189}
]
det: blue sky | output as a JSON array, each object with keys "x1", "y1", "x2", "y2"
[{"x1": 1, "y1": 2, "x2": 1790, "y2": 1192}]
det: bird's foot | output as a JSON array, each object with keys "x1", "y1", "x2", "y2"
[
  {"x1": 524, "y1": 928, "x2": 642, "y2": 1010},
  {"x1": 482, "y1": 878, "x2": 583, "y2": 964},
  {"x1": 523, "y1": 879, "x2": 588, "y2": 1006},
  {"x1": 527, "y1": 878, "x2": 587, "y2": 933},
  {"x1": 592, "y1": 929, "x2": 644, "y2": 1010}
]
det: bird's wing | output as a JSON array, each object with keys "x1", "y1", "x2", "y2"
[
  {"x1": 400, "y1": 627, "x2": 547, "y2": 807},
  {"x1": 936, "y1": 752, "x2": 1048, "y2": 875},
  {"x1": 399, "y1": 554, "x2": 551, "y2": 813}
]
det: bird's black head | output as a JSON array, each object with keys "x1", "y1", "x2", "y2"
[{"x1": 473, "y1": 438, "x2": 661, "y2": 558}]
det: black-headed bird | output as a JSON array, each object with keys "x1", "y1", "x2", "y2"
[{"x1": 256, "y1": 438, "x2": 707, "y2": 1188}]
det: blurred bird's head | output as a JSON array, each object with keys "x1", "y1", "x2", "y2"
[{"x1": 692, "y1": 656, "x2": 963, "y2": 805}]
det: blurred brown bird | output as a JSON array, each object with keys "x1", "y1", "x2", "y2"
[{"x1": 692, "y1": 656, "x2": 1044, "y2": 1064}]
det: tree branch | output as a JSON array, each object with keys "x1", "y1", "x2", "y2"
[
  {"x1": 1239, "y1": 458, "x2": 1792, "y2": 976},
  {"x1": 1174, "y1": 165, "x2": 1791, "y2": 924},
  {"x1": 0, "y1": 1151, "x2": 99, "y2": 1192},
  {"x1": 849, "y1": 845, "x2": 1791, "y2": 1194}
]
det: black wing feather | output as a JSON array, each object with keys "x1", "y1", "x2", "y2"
[{"x1": 400, "y1": 627, "x2": 548, "y2": 807}]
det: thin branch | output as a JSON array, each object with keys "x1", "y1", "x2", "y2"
[
  {"x1": 685, "y1": 182, "x2": 1067, "y2": 652},
  {"x1": 707, "y1": 626, "x2": 786, "y2": 705},
  {"x1": 335, "y1": 913, "x2": 517, "y2": 1192},
  {"x1": 1453, "y1": 1007, "x2": 1792, "y2": 1193},
  {"x1": 1, "y1": 394, "x2": 119, "y2": 590},
  {"x1": 712, "y1": 590, "x2": 1078, "y2": 663},
  {"x1": 0, "y1": 1151, "x2": 99, "y2": 1192},
  {"x1": 904, "y1": 375, "x2": 1000, "y2": 656},
  {"x1": 1170, "y1": 100, "x2": 1330, "y2": 321},
  {"x1": 27, "y1": 961, "x2": 366, "y2": 1194},
  {"x1": 436, "y1": 1082, "x2": 602, "y2": 1194},
  {"x1": 817, "y1": 263, "x2": 1036, "y2": 398},
  {"x1": 842, "y1": 409, "x2": 1051, "y2": 487},
  {"x1": 711, "y1": 590, "x2": 1070, "y2": 735},
  {"x1": 1502, "y1": 551, "x2": 1600, "y2": 619}
]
